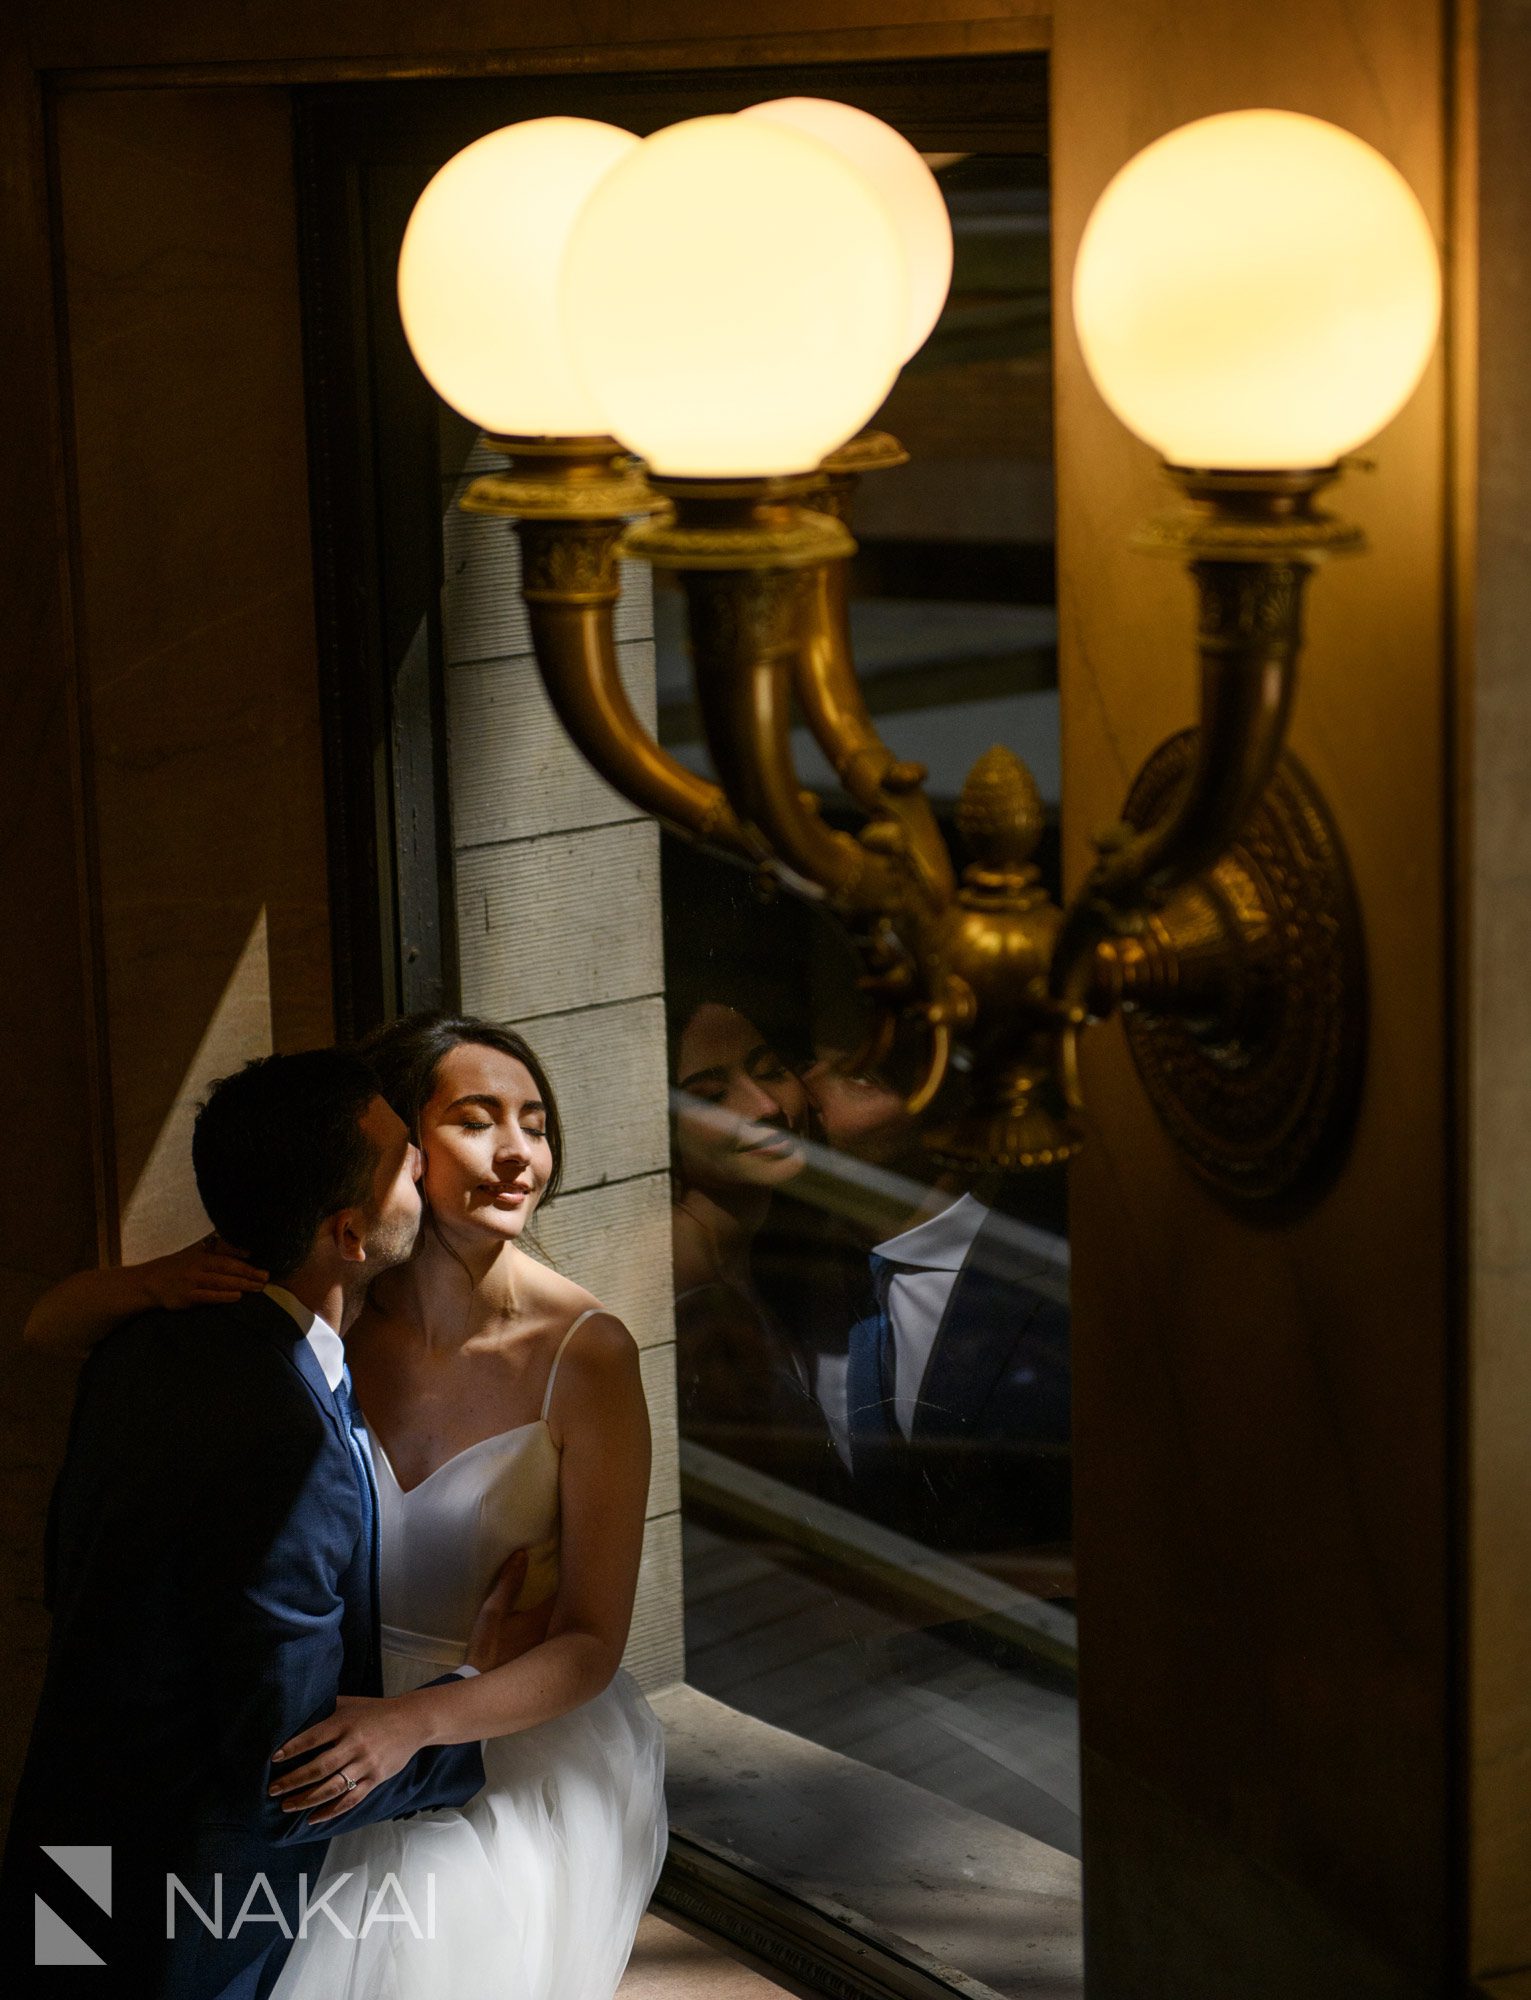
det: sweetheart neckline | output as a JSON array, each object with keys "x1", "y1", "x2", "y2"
[{"x1": 370, "y1": 1418, "x2": 555, "y2": 1498}]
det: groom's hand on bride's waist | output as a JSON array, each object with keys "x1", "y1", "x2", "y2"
[
  {"x1": 268, "y1": 1688, "x2": 446, "y2": 1827},
  {"x1": 465, "y1": 1543, "x2": 558, "y2": 1672}
]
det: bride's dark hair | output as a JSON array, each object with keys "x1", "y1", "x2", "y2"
[{"x1": 356, "y1": 1010, "x2": 565, "y2": 1210}]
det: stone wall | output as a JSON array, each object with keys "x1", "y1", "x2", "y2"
[{"x1": 443, "y1": 445, "x2": 684, "y2": 1693}]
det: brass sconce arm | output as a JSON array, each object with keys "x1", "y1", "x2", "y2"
[
  {"x1": 1038, "y1": 466, "x2": 1368, "y2": 1177},
  {"x1": 625, "y1": 478, "x2": 910, "y2": 915},
  {"x1": 792, "y1": 434, "x2": 959, "y2": 915},
  {"x1": 1075, "y1": 575, "x2": 1297, "y2": 917},
  {"x1": 1049, "y1": 467, "x2": 1362, "y2": 1024},
  {"x1": 690, "y1": 572, "x2": 890, "y2": 904},
  {"x1": 516, "y1": 520, "x2": 746, "y2": 852},
  {"x1": 462, "y1": 437, "x2": 748, "y2": 855}
]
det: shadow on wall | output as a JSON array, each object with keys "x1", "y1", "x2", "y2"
[{"x1": 119, "y1": 905, "x2": 274, "y2": 1263}]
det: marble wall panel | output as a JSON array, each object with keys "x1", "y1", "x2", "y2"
[
  {"x1": 0, "y1": 41, "x2": 101, "y2": 1822},
  {"x1": 0, "y1": 82, "x2": 336, "y2": 1825}
]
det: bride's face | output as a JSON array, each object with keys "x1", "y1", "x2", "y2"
[
  {"x1": 418, "y1": 1043, "x2": 555, "y2": 1246},
  {"x1": 673, "y1": 1003, "x2": 808, "y2": 1195}
]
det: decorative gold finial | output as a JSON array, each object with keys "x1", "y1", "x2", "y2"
[{"x1": 956, "y1": 746, "x2": 1046, "y2": 890}]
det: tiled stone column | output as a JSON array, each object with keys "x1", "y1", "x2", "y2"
[{"x1": 442, "y1": 448, "x2": 683, "y2": 1693}]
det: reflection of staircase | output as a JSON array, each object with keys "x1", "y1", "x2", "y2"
[
  {"x1": 682, "y1": 1439, "x2": 1078, "y2": 1677},
  {"x1": 679, "y1": 1511, "x2": 1081, "y2": 1859}
]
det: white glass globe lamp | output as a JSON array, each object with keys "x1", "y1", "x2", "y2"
[
  {"x1": 1072, "y1": 108, "x2": 1441, "y2": 470},
  {"x1": 398, "y1": 116, "x2": 637, "y2": 438},
  {"x1": 559, "y1": 114, "x2": 909, "y2": 479},
  {"x1": 739, "y1": 96, "x2": 953, "y2": 360}
]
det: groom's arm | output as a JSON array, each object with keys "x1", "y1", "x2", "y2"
[{"x1": 173, "y1": 1331, "x2": 485, "y2": 1843}]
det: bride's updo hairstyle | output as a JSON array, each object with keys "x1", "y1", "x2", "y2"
[{"x1": 357, "y1": 1010, "x2": 565, "y2": 1212}]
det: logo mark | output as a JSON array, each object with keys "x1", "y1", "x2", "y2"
[{"x1": 35, "y1": 1845, "x2": 112, "y2": 1966}]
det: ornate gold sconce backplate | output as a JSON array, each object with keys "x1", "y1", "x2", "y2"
[{"x1": 1112, "y1": 732, "x2": 1366, "y2": 1206}]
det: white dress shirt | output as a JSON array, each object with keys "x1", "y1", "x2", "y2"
[
  {"x1": 813, "y1": 1194, "x2": 990, "y2": 1470},
  {"x1": 263, "y1": 1282, "x2": 345, "y2": 1389},
  {"x1": 262, "y1": 1282, "x2": 480, "y2": 1679}
]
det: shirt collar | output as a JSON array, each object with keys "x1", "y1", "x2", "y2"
[
  {"x1": 263, "y1": 1282, "x2": 345, "y2": 1392},
  {"x1": 874, "y1": 1192, "x2": 988, "y2": 1273}
]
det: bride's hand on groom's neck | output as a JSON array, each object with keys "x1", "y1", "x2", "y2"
[
  {"x1": 143, "y1": 1237, "x2": 270, "y2": 1311},
  {"x1": 22, "y1": 1236, "x2": 269, "y2": 1353}
]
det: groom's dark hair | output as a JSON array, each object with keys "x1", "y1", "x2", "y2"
[{"x1": 192, "y1": 1049, "x2": 384, "y2": 1279}]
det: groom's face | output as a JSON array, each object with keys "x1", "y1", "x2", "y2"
[{"x1": 356, "y1": 1094, "x2": 423, "y2": 1272}]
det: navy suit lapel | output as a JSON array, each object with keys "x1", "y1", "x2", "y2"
[
  {"x1": 233, "y1": 1291, "x2": 351, "y2": 1455},
  {"x1": 236, "y1": 1292, "x2": 383, "y2": 1691},
  {"x1": 909, "y1": 1214, "x2": 1055, "y2": 1442}
]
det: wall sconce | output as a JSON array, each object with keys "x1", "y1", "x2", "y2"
[{"x1": 400, "y1": 104, "x2": 1440, "y2": 1209}]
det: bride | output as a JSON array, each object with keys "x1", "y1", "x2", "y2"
[{"x1": 25, "y1": 1010, "x2": 667, "y2": 2000}]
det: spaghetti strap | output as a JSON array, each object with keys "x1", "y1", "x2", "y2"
[{"x1": 540, "y1": 1307, "x2": 607, "y2": 1422}]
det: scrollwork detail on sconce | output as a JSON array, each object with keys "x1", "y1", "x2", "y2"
[
  {"x1": 1194, "y1": 563, "x2": 1307, "y2": 646},
  {"x1": 678, "y1": 566, "x2": 809, "y2": 672},
  {"x1": 517, "y1": 518, "x2": 623, "y2": 601}
]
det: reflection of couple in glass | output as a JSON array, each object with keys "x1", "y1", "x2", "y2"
[
  {"x1": 2, "y1": 1015, "x2": 664, "y2": 2000},
  {"x1": 669, "y1": 978, "x2": 1071, "y2": 1555}
]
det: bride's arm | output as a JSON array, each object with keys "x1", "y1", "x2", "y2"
[
  {"x1": 418, "y1": 1309, "x2": 650, "y2": 1742},
  {"x1": 22, "y1": 1240, "x2": 270, "y2": 1352},
  {"x1": 269, "y1": 1312, "x2": 650, "y2": 1802}
]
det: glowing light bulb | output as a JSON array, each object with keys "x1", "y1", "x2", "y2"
[
  {"x1": 1072, "y1": 108, "x2": 1441, "y2": 468},
  {"x1": 398, "y1": 116, "x2": 637, "y2": 437},
  {"x1": 740, "y1": 96, "x2": 953, "y2": 359},
  {"x1": 560, "y1": 115, "x2": 909, "y2": 478}
]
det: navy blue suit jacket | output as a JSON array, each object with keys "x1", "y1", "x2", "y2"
[
  {"x1": 0, "y1": 1291, "x2": 484, "y2": 1999},
  {"x1": 844, "y1": 1209, "x2": 1073, "y2": 1551}
]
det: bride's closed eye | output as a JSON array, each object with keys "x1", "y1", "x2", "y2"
[{"x1": 458, "y1": 1116, "x2": 547, "y2": 1141}]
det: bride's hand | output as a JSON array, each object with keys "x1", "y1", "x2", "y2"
[
  {"x1": 145, "y1": 1237, "x2": 268, "y2": 1311},
  {"x1": 268, "y1": 1693, "x2": 431, "y2": 1825},
  {"x1": 466, "y1": 1546, "x2": 558, "y2": 1672}
]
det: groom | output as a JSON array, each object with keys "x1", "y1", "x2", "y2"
[{"x1": 0, "y1": 1050, "x2": 486, "y2": 1999}]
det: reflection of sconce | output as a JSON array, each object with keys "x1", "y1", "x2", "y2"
[{"x1": 401, "y1": 104, "x2": 1439, "y2": 1208}]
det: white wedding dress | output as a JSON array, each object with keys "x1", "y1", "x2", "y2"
[{"x1": 271, "y1": 1310, "x2": 668, "y2": 2000}]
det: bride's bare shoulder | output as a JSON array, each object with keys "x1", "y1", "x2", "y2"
[{"x1": 521, "y1": 1255, "x2": 605, "y2": 1327}]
